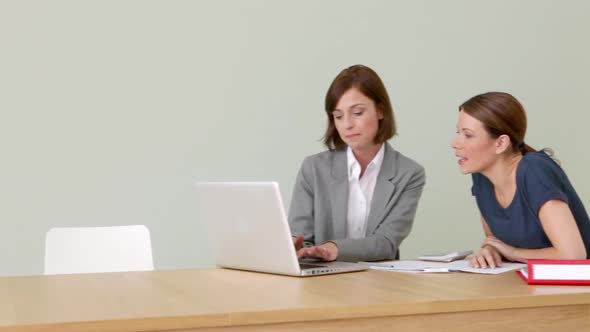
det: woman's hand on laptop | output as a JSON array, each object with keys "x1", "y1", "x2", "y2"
[
  {"x1": 293, "y1": 235, "x2": 305, "y2": 251},
  {"x1": 297, "y1": 242, "x2": 338, "y2": 261}
]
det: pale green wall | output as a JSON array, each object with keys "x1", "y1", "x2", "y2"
[{"x1": 1, "y1": 0, "x2": 589, "y2": 276}]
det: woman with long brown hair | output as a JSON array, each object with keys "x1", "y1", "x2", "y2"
[{"x1": 452, "y1": 92, "x2": 590, "y2": 268}]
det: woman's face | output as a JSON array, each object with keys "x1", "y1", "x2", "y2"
[
  {"x1": 332, "y1": 88, "x2": 383, "y2": 152},
  {"x1": 451, "y1": 110, "x2": 498, "y2": 174}
]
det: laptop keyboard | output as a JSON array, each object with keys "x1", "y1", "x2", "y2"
[{"x1": 299, "y1": 263, "x2": 327, "y2": 269}]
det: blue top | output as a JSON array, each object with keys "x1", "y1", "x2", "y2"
[{"x1": 471, "y1": 151, "x2": 590, "y2": 258}]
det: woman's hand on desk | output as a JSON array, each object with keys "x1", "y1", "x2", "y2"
[
  {"x1": 469, "y1": 244, "x2": 503, "y2": 269},
  {"x1": 297, "y1": 242, "x2": 338, "y2": 261},
  {"x1": 481, "y1": 236, "x2": 522, "y2": 263}
]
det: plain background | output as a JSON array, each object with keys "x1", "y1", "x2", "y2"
[{"x1": 1, "y1": 0, "x2": 589, "y2": 276}]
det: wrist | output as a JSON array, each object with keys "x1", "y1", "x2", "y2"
[
  {"x1": 510, "y1": 248, "x2": 526, "y2": 263},
  {"x1": 321, "y1": 241, "x2": 339, "y2": 260}
]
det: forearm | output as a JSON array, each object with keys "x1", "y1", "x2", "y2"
[
  {"x1": 512, "y1": 246, "x2": 586, "y2": 262},
  {"x1": 288, "y1": 158, "x2": 316, "y2": 245},
  {"x1": 333, "y1": 235, "x2": 396, "y2": 262}
]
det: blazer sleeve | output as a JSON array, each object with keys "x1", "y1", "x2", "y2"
[
  {"x1": 333, "y1": 165, "x2": 426, "y2": 262},
  {"x1": 288, "y1": 157, "x2": 316, "y2": 246}
]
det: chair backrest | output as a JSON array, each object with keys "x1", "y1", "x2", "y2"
[{"x1": 44, "y1": 225, "x2": 154, "y2": 275}]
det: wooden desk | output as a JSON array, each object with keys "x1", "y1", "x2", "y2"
[{"x1": 1, "y1": 268, "x2": 589, "y2": 332}]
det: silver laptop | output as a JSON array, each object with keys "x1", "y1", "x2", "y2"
[{"x1": 195, "y1": 181, "x2": 368, "y2": 277}]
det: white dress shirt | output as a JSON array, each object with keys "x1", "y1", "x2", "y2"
[{"x1": 346, "y1": 144, "x2": 385, "y2": 239}]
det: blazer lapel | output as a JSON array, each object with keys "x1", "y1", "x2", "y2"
[
  {"x1": 366, "y1": 143, "x2": 398, "y2": 235},
  {"x1": 330, "y1": 150, "x2": 348, "y2": 239}
]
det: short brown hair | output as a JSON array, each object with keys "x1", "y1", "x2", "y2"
[
  {"x1": 459, "y1": 92, "x2": 535, "y2": 154},
  {"x1": 323, "y1": 65, "x2": 396, "y2": 150}
]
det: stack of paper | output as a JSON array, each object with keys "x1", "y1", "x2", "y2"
[
  {"x1": 362, "y1": 259, "x2": 525, "y2": 275},
  {"x1": 418, "y1": 250, "x2": 473, "y2": 262}
]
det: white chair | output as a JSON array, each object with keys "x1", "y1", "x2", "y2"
[{"x1": 44, "y1": 225, "x2": 154, "y2": 275}]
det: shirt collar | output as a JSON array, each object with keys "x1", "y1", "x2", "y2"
[{"x1": 346, "y1": 144, "x2": 385, "y2": 178}]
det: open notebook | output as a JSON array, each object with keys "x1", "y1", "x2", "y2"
[{"x1": 361, "y1": 259, "x2": 525, "y2": 274}]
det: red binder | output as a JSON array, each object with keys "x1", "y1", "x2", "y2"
[{"x1": 517, "y1": 259, "x2": 590, "y2": 285}]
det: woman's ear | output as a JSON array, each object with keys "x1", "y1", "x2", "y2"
[
  {"x1": 495, "y1": 134, "x2": 512, "y2": 154},
  {"x1": 377, "y1": 104, "x2": 384, "y2": 120}
]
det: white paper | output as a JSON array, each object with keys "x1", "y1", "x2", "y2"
[
  {"x1": 418, "y1": 250, "x2": 473, "y2": 262},
  {"x1": 532, "y1": 264, "x2": 590, "y2": 280},
  {"x1": 360, "y1": 259, "x2": 525, "y2": 275}
]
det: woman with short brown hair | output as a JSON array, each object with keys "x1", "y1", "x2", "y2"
[{"x1": 289, "y1": 65, "x2": 425, "y2": 262}]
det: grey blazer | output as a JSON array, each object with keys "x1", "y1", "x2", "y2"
[{"x1": 288, "y1": 143, "x2": 426, "y2": 262}]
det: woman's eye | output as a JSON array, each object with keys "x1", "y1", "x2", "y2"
[
  {"x1": 353, "y1": 112, "x2": 363, "y2": 116},
  {"x1": 334, "y1": 115, "x2": 342, "y2": 120}
]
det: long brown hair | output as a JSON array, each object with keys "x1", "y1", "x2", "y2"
[
  {"x1": 459, "y1": 92, "x2": 536, "y2": 155},
  {"x1": 323, "y1": 65, "x2": 396, "y2": 150}
]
